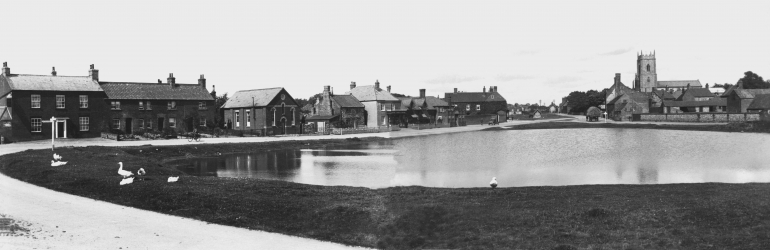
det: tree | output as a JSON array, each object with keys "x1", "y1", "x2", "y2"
[
  {"x1": 586, "y1": 89, "x2": 607, "y2": 108},
  {"x1": 565, "y1": 91, "x2": 589, "y2": 114},
  {"x1": 213, "y1": 93, "x2": 229, "y2": 128},
  {"x1": 738, "y1": 71, "x2": 770, "y2": 89}
]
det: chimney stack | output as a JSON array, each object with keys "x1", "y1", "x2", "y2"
[
  {"x1": 454, "y1": 88, "x2": 457, "y2": 93},
  {"x1": 198, "y1": 74, "x2": 206, "y2": 89},
  {"x1": 494, "y1": 86, "x2": 498, "y2": 92},
  {"x1": 210, "y1": 85, "x2": 217, "y2": 98},
  {"x1": 168, "y1": 73, "x2": 176, "y2": 88},
  {"x1": 614, "y1": 73, "x2": 620, "y2": 86},
  {"x1": 375, "y1": 80, "x2": 380, "y2": 90},
  {"x1": 1, "y1": 62, "x2": 9, "y2": 75},
  {"x1": 323, "y1": 85, "x2": 330, "y2": 95},
  {"x1": 419, "y1": 89, "x2": 426, "y2": 98},
  {"x1": 387, "y1": 85, "x2": 391, "y2": 92},
  {"x1": 483, "y1": 86, "x2": 486, "y2": 93},
  {"x1": 350, "y1": 81, "x2": 356, "y2": 90},
  {"x1": 51, "y1": 67, "x2": 57, "y2": 76},
  {"x1": 158, "y1": 79, "x2": 162, "y2": 84},
  {"x1": 89, "y1": 64, "x2": 99, "y2": 81}
]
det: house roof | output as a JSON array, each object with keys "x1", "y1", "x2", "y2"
[
  {"x1": 672, "y1": 90, "x2": 683, "y2": 99},
  {"x1": 305, "y1": 115, "x2": 339, "y2": 121},
  {"x1": 732, "y1": 89, "x2": 770, "y2": 99},
  {"x1": 100, "y1": 82, "x2": 214, "y2": 100},
  {"x1": 331, "y1": 95, "x2": 364, "y2": 108},
  {"x1": 657, "y1": 80, "x2": 702, "y2": 88},
  {"x1": 221, "y1": 87, "x2": 283, "y2": 108},
  {"x1": 346, "y1": 85, "x2": 399, "y2": 102},
  {"x1": 682, "y1": 87, "x2": 715, "y2": 97},
  {"x1": 398, "y1": 97, "x2": 412, "y2": 108},
  {"x1": 747, "y1": 94, "x2": 770, "y2": 110},
  {"x1": 653, "y1": 89, "x2": 676, "y2": 100},
  {"x1": 663, "y1": 98, "x2": 727, "y2": 107},
  {"x1": 3, "y1": 74, "x2": 103, "y2": 92},
  {"x1": 424, "y1": 96, "x2": 451, "y2": 108},
  {"x1": 0, "y1": 107, "x2": 11, "y2": 121},
  {"x1": 444, "y1": 91, "x2": 506, "y2": 103}
]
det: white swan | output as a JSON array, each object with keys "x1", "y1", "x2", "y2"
[
  {"x1": 137, "y1": 168, "x2": 146, "y2": 176},
  {"x1": 51, "y1": 160, "x2": 67, "y2": 167},
  {"x1": 118, "y1": 162, "x2": 133, "y2": 178},
  {"x1": 53, "y1": 153, "x2": 62, "y2": 161},
  {"x1": 167, "y1": 176, "x2": 179, "y2": 183},
  {"x1": 120, "y1": 177, "x2": 134, "y2": 185},
  {"x1": 490, "y1": 177, "x2": 498, "y2": 189}
]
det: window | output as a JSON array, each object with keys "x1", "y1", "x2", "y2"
[
  {"x1": 147, "y1": 120, "x2": 153, "y2": 130},
  {"x1": 282, "y1": 103, "x2": 285, "y2": 114},
  {"x1": 382, "y1": 116, "x2": 387, "y2": 125},
  {"x1": 111, "y1": 101, "x2": 121, "y2": 110},
  {"x1": 56, "y1": 95, "x2": 65, "y2": 109},
  {"x1": 31, "y1": 95, "x2": 41, "y2": 108},
  {"x1": 31, "y1": 118, "x2": 42, "y2": 132},
  {"x1": 439, "y1": 108, "x2": 444, "y2": 113},
  {"x1": 476, "y1": 104, "x2": 481, "y2": 111},
  {"x1": 79, "y1": 117, "x2": 89, "y2": 131},
  {"x1": 199, "y1": 102, "x2": 207, "y2": 110},
  {"x1": 139, "y1": 119, "x2": 144, "y2": 129},
  {"x1": 646, "y1": 64, "x2": 650, "y2": 72},
  {"x1": 168, "y1": 101, "x2": 177, "y2": 110},
  {"x1": 235, "y1": 111, "x2": 240, "y2": 127},
  {"x1": 381, "y1": 104, "x2": 385, "y2": 111},
  {"x1": 646, "y1": 77, "x2": 650, "y2": 83},
  {"x1": 79, "y1": 95, "x2": 88, "y2": 108},
  {"x1": 146, "y1": 101, "x2": 152, "y2": 110},
  {"x1": 200, "y1": 117, "x2": 206, "y2": 127},
  {"x1": 139, "y1": 101, "x2": 144, "y2": 110},
  {"x1": 466, "y1": 104, "x2": 471, "y2": 111},
  {"x1": 291, "y1": 108, "x2": 296, "y2": 125},
  {"x1": 246, "y1": 110, "x2": 251, "y2": 127},
  {"x1": 491, "y1": 95, "x2": 494, "y2": 99},
  {"x1": 168, "y1": 118, "x2": 176, "y2": 128},
  {"x1": 272, "y1": 108, "x2": 277, "y2": 126},
  {"x1": 112, "y1": 119, "x2": 120, "y2": 129},
  {"x1": 281, "y1": 94, "x2": 286, "y2": 100}
]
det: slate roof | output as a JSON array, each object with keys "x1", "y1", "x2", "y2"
[
  {"x1": 444, "y1": 91, "x2": 506, "y2": 103},
  {"x1": 0, "y1": 107, "x2": 11, "y2": 121},
  {"x1": 627, "y1": 92, "x2": 650, "y2": 103},
  {"x1": 100, "y1": 82, "x2": 214, "y2": 101},
  {"x1": 2, "y1": 74, "x2": 103, "y2": 92},
  {"x1": 331, "y1": 95, "x2": 364, "y2": 108},
  {"x1": 747, "y1": 94, "x2": 770, "y2": 110},
  {"x1": 663, "y1": 98, "x2": 727, "y2": 107},
  {"x1": 424, "y1": 96, "x2": 451, "y2": 108},
  {"x1": 672, "y1": 90, "x2": 683, "y2": 99},
  {"x1": 657, "y1": 80, "x2": 702, "y2": 88},
  {"x1": 398, "y1": 97, "x2": 412, "y2": 108},
  {"x1": 731, "y1": 89, "x2": 770, "y2": 99},
  {"x1": 346, "y1": 85, "x2": 399, "y2": 102},
  {"x1": 682, "y1": 87, "x2": 715, "y2": 97},
  {"x1": 653, "y1": 89, "x2": 676, "y2": 100},
  {"x1": 221, "y1": 87, "x2": 283, "y2": 108}
]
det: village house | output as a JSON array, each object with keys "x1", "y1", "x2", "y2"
[
  {"x1": 346, "y1": 80, "x2": 401, "y2": 128},
  {"x1": 220, "y1": 87, "x2": 301, "y2": 135},
  {"x1": 100, "y1": 73, "x2": 215, "y2": 135},
  {"x1": 0, "y1": 63, "x2": 109, "y2": 142},
  {"x1": 746, "y1": 94, "x2": 770, "y2": 120},
  {"x1": 396, "y1": 89, "x2": 453, "y2": 127},
  {"x1": 443, "y1": 86, "x2": 508, "y2": 125},
  {"x1": 305, "y1": 85, "x2": 366, "y2": 132},
  {"x1": 721, "y1": 81, "x2": 770, "y2": 113}
]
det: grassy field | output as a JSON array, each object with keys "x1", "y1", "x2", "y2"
[{"x1": 3, "y1": 137, "x2": 770, "y2": 249}]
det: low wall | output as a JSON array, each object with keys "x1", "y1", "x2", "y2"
[{"x1": 639, "y1": 113, "x2": 762, "y2": 123}]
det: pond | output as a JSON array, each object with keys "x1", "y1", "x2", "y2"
[{"x1": 178, "y1": 129, "x2": 770, "y2": 188}]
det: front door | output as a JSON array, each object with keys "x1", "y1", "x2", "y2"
[
  {"x1": 56, "y1": 121, "x2": 65, "y2": 138},
  {"x1": 158, "y1": 118, "x2": 164, "y2": 130},
  {"x1": 125, "y1": 118, "x2": 132, "y2": 134}
]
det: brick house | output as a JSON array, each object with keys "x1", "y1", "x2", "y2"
[
  {"x1": 0, "y1": 63, "x2": 109, "y2": 142},
  {"x1": 397, "y1": 89, "x2": 453, "y2": 126},
  {"x1": 608, "y1": 92, "x2": 650, "y2": 121},
  {"x1": 346, "y1": 80, "x2": 401, "y2": 128},
  {"x1": 306, "y1": 85, "x2": 366, "y2": 132},
  {"x1": 100, "y1": 73, "x2": 215, "y2": 134},
  {"x1": 221, "y1": 87, "x2": 301, "y2": 135},
  {"x1": 443, "y1": 86, "x2": 508, "y2": 125},
  {"x1": 721, "y1": 82, "x2": 770, "y2": 113}
]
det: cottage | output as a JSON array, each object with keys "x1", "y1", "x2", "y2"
[
  {"x1": 395, "y1": 89, "x2": 453, "y2": 127},
  {"x1": 347, "y1": 80, "x2": 400, "y2": 128},
  {"x1": 721, "y1": 82, "x2": 770, "y2": 113},
  {"x1": 100, "y1": 74, "x2": 215, "y2": 135},
  {"x1": 746, "y1": 94, "x2": 770, "y2": 120},
  {"x1": 221, "y1": 87, "x2": 301, "y2": 135},
  {"x1": 0, "y1": 63, "x2": 109, "y2": 142},
  {"x1": 306, "y1": 85, "x2": 366, "y2": 132},
  {"x1": 443, "y1": 86, "x2": 508, "y2": 125}
]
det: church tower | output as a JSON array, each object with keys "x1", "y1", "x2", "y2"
[{"x1": 636, "y1": 51, "x2": 657, "y2": 92}]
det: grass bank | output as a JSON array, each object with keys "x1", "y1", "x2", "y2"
[
  {"x1": 486, "y1": 120, "x2": 770, "y2": 134},
  {"x1": 2, "y1": 138, "x2": 770, "y2": 249}
]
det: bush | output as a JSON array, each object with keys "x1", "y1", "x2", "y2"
[{"x1": 110, "y1": 129, "x2": 125, "y2": 135}]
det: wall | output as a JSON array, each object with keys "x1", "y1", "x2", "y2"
[
  {"x1": 639, "y1": 113, "x2": 761, "y2": 123},
  {"x1": 10, "y1": 90, "x2": 109, "y2": 141}
]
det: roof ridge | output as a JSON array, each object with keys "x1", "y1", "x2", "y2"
[
  {"x1": 100, "y1": 81, "x2": 202, "y2": 86},
  {"x1": 236, "y1": 87, "x2": 283, "y2": 92},
  {"x1": 11, "y1": 74, "x2": 91, "y2": 78}
]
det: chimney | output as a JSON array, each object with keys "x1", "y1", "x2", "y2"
[
  {"x1": 494, "y1": 86, "x2": 498, "y2": 92},
  {"x1": 2, "y1": 62, "x2": 9, "y2": 75},
  {"x1": 89, "y1": 64, "x2": 99, "y2": 81},
  {"x1": 614, "y1": 73, "x2": 620, "y2": 85},
  {"x1": 198, "y1": 74, "x2": 206, "y2": 89},
  {"x1": 51, "y1": 67, "x2": 57, "y2": 76},
  {"x1": 387, "y1": 85, "x2": 391, "y2": 92},
  {"x1": 454, "y1": 88, "x2": 457, "y2": 93},
  {"x1": 158, "y1": 79, "x2": 162, "y2": 84},
  {"x1": 210, "y1": 85, "x2": 217, "y2": 98},
  {"x1": 483, "y1": 86, "x2": 486, "y2": 93},
  {"x1": 323, "y1": 85, "x2": 330, "y2": 95},
  {"x1": 375, "y1": 80, "x2": 380, "y2": 90},
  {"x1": 168, "y1": 73, "x2": 176, "y2": 88},
  {"x1": 737, "y1": 80, "x2": 743, "y2": 89},
  {"x1": 350, "y1": 81, "x2": 356, "y2": 90},
  {"x1": 419, "y1": 89, "x2": 426, "y2": 98}
]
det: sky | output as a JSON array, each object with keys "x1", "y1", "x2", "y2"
[{"x1": 2, "y1": 0, "x2": 770, "y2": 106}]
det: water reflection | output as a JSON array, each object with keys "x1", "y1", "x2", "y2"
[{"x1": 178, "y1": 129, "x2": 770, "y2": 188}]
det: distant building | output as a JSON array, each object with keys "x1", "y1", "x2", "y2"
[
  {"x1": 396, "y1": 89, "x2": 453, "y2": 127},
  {"x1": 0, "y1": 63, "x2": 109, "y2": 142},
  {"x1": 444, "y1": 86, "x2": 508, "y2": 125},
  {"x1": 722, "y1": 81, "x2": 770, "y2": 113},
  {"x1": 306, "y1": 85, "x2": 366, "y2": 132},
  {"x1": 220, "y1": 87, "x2": 301, "y2": 135},
  {"x1": 633, "y1": 51, "x2": 702, "y2": 92},
  {"x1": 346, "y1": 80, "x2": 401, "y2": 128}
]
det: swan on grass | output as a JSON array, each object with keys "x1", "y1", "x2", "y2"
[
  {"x1": 118, "y1": 162, "x2": 133, "y2": 178},
  {"x1": 53, "y1": 153, "x2": 62, "y2": 161},
  {"x1": 120, "y1": 177, "x2": 134, "y2": 186},
  {"x1": 137, "y1": 168, "x2": 146, "y2": 176},
  {"x1": 490, "y1": 177, "x2": 498, "y2": 189},
  {"x1": 167, "y1": 176, "x2": 179, "y2": 183},
  {"x1": 51, "y1": 160, "x2": 67, "y2": 167}
]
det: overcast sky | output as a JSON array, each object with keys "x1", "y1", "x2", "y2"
[{"x1": 3, "y1": 0, "x2": 769, "y2": 105}]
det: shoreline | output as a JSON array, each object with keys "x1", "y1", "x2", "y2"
[{"x1": 3, "y1": 120, "x2": 770, "y2": 249}]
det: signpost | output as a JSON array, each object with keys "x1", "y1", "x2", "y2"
[
  {"x1": 42, "y1": 117, "x2": 57, "y2": 151},
  {"x1": 603, "y1": 112, "x2": 607, "y2": 123}
]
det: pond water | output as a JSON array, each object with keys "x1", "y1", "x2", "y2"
[{"x1": 178, "y1": 129, "x2": 770, "y2": 188}]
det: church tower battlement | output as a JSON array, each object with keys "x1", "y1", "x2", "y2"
[{"x1": 635, "y1": 50, "x2": 657, "y2": 92}]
